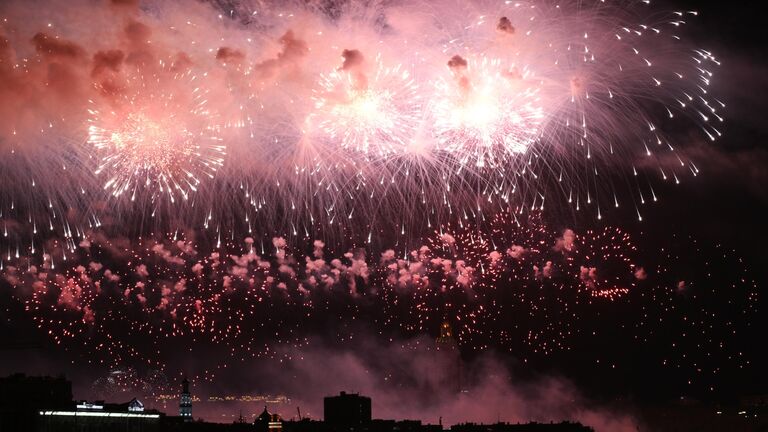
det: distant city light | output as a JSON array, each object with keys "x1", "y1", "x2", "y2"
[{"x1": 39, "y1": 411, "x2": 160, "y2": 419}]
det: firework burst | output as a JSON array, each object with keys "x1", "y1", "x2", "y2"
[
  {"x1": 309, "y1": 53, "x2": 423, "y2": 158},
  {"x1": 0, "y1": 0, "x2": 729, "y2": 250},
  {"x1": 430, "y1": 55, "x2": 544, "y2": 167},
  {"x1": 88, "y1": 62, "x2": 226, "y2": 204}
]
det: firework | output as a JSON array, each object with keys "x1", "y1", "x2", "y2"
[
  {"x1": 88, "y1": 62, "x2": 226, "y2": 204},
  {"x1": 0, "y1": 0, "x2": 727, "y2": 249},
  {"x1": 0, "y1": 0, "x2": 757, "y2": 411},
  {"x1": 430, "y1": 55, "x2": 544, "y2": 167},
  {"x1": 309, "y1": 53, "x2": 423, "y2": 158},
  {"x1": 1, "y1": 205, "x2": 756, "y2": 395}
]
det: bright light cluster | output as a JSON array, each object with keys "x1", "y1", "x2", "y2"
[
  {"x1": 88, "y1": 66, "x2": 225, "y2": 203},
  {"x1": 431, "y1": 56, "x2": 544, "y2": 167},
  {"x1": 0, "y1": 0, "x2": 727, "y2": 246},
  {"x1": 310, "y1": 57, "x2": 423, "y2": 158}
]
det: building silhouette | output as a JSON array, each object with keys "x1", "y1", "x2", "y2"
[
  {"x1": 1, "y1": 373, "x2": 602, "y2": 432},
  {"x1": 255, "y1": 405, "x2": 283, "y2": 431},
  {"x1": 0, "y1": 373, "x2": 72, "y2": 431},
  {"x1": 324, "y1": 391, "x2": 372, "y2": 426},
  {"x1": 179, "y1": 377, "x2": 193, "y2": 420}
]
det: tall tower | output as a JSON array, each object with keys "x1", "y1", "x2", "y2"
[
  {"x1": 436, "y1": 320, "x2": 458, "y2": 350},
  {"x1": 435, "y1": 320, "x2": 462, "y2": 392},
  {"x1": 179, "y1": 377, "x2": 192, "y2": 420}
]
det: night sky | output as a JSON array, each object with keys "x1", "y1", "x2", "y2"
[{"x1": 0, "y1": 0, "x2": 766, "y2": 430}]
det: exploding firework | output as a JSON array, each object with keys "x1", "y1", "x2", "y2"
[
  {"x1": 0, "y1": 0, "x2": 757, "y2": 410},
  {"x1": 568, "y1": 227, "x2": 637, "y2": 299},
  {"x1": 0, "y1": 0, "x2": 728, "y2": 249},
  {"x1": 0, "y1": 208, "x2": 757, "y2": 394},
  {"x1": 430, "y1": 55, "x2": 544, "y2": 167},
  {"x1": 309, "y1": 52, "x2": 423, "y2": 157},
  {"x1": 88, "y1": 61, "x2": 226, "y2": 205}
]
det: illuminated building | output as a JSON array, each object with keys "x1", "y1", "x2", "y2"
[
  {"x1": 324, "y1": 391, "x2": 372, "y2": 426},
  {"x1": 435, "y1": 320, "x2": 463, "y2": 393},
  {"x1": 179, "y1": 377, "x2": 192, "y2": 420},
  {"x1": 435, "y1": 320, "x2": 458, "y2": 350},
  {"x1": 38, "y1": 399, "x2": 162, "y2": 432},
  {"x1": 255, "y1": 405, "x2": 283, "y2": 431}
]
